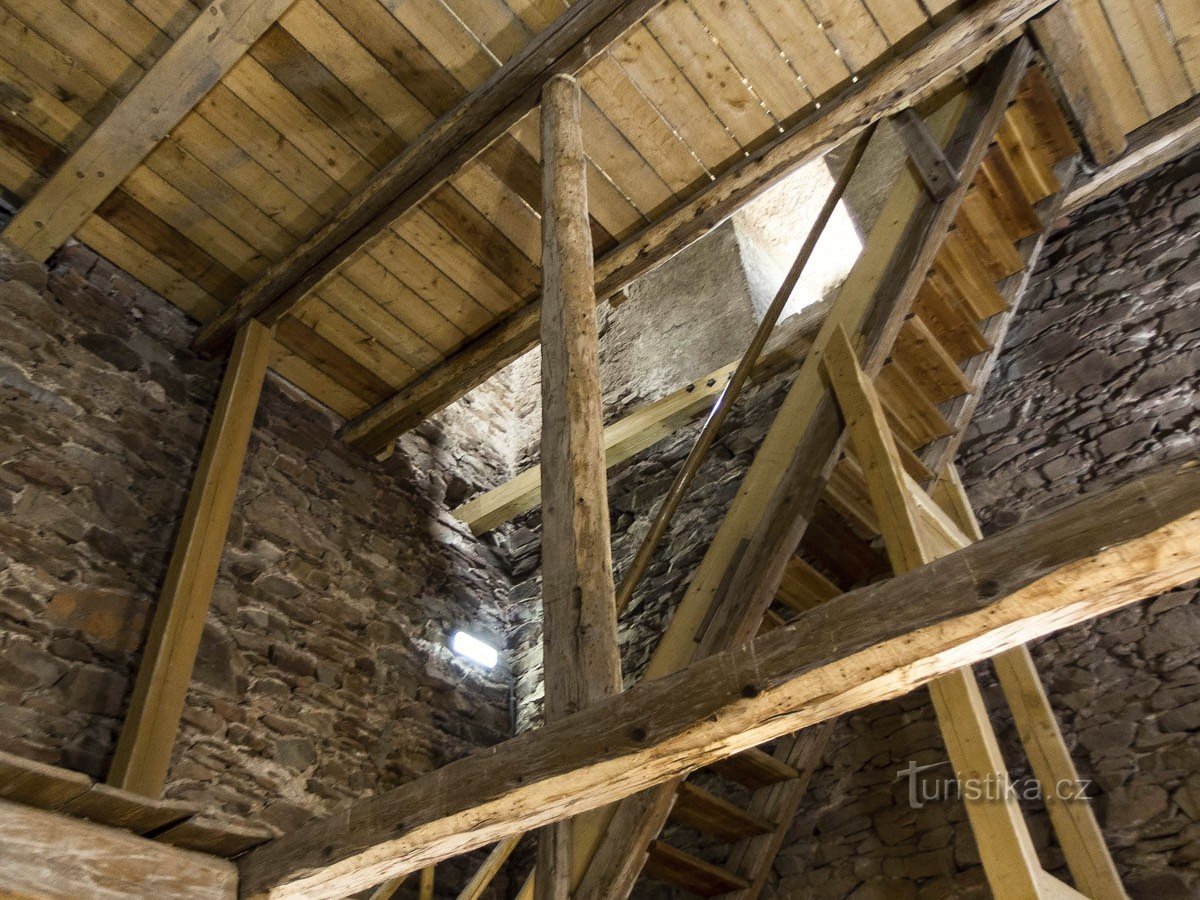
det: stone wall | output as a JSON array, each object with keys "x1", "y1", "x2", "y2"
[
  {"x1": 763, "y1": 148, "x2": 1200, "y2": 898},
  {"x1": 0, "y1": 237, "x2": 515, "y2": 896},
  {"x1": 500, "y1": 146, "x2": 1199, "y2": 895}
]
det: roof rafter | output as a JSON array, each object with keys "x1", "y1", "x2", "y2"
[
  {"x1": 0, "y1": 0, "x2": 298, "y2": 262},
  {"x1": 338, "y1": 0, "x2": 1059, "y2": 454},
  {"x1": 190, "y1": 0, "x2": 668, "y2": 353}
]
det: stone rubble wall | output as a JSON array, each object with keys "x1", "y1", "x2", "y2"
[
  {"x1": 764, "y1": 149, "x2": 1200, "y2": 899},
  {"x1": 0, "y1": 236, "x2": 515, "y2": 898},
  {"x1": 500, "y1": 146, "x2": 1200, "y2": 897}
]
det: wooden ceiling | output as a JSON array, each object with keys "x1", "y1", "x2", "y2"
[{"x1": 0, "y1": 0, "x2": 1195, "y2": 429}]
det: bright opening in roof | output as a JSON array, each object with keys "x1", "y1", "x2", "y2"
[
  {"x1": 450, "y1": 630, "x2": 499, "y2": 669},
  {"x1": 732, "y1": 153, "x2": 864, "y2": 321}
]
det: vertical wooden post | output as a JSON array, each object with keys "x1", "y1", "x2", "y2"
[
  {"x1": 108, "y1": 319, "x2": 274, "y2": 797},
  {"x1": 537, "y1": 73, "x2": 623, "y2": 900},
  {"x1": 933, "y1": 467, "x2": 1128, "y2": 900}
]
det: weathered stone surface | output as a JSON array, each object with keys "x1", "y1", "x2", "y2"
[
  {"x1": 760, "y1": 147, "x2": 1200, "y2": 899},
  {"x1": 0, "y1": 231, "x2": 515, "y2": 898}
]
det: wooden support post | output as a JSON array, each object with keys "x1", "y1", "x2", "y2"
[
  {"x1": 338, "y1": 0, "x2": 1060, "y2": 453},
  {"x1": 822, "y1": 326, "x2": 1092, "y2": 899},
  {"x1": 537, "y1": 73, "x2": 623, "y2": 900},
  {"x1": 108, "y1": 320, "x2": 273, "y2": 797},
  {"x1": 572, "y1": 50, "x2": 1027, "y2": 895},
  {"x1": 236, "y1": 458, "x2": 1200, "y2": 898},
  {"x1": 0, "y1": 0, "x2": 297, "y2": 261},
  {"x1": 933, "y1": 467, "x2": 1128, "y2": 900},
  {"x1": 1030, "y1": 1, "x2": 1127, "y2": 165}
]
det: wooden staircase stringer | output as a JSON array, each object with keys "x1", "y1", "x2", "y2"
[{"x1": 574, "y1": 43, "x2": 1037, "y2": 900}]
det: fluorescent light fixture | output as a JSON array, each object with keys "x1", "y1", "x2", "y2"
[{"x1": 450, "y1": 630, "x2": 499, "y2": 669}]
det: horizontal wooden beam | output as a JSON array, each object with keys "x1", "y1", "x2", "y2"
[
  {"x1": 1062, "y1": 93, "x2": 1200, "y2": 214},
  {"x1": 1, "y1": 0, "x2": 296, "y2": 262},
  {"x1": 452, "y1": 310, "x2": 824, "y2": 533},
  {"x1": 339, "y1": 0, "x2": 1057, "y2": 453},
  {"x1": 238, "y1": 458, "x2": 1200, "y2": 898},
  {"x1": 191, "y1": 0, "x2": 664, "y2": 353},
  {"x1": 0, "y1": 799, "x2": 237, "y2": 899}
]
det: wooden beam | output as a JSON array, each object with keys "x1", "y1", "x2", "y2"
[
  {"x1": 571, "y1": 54, "x2": 1022, "y2": 893},
  {"x1": 0, "y1": 798, "x2": 237, "y2": 899},
  {"x1": 1029, "y1": 1, "x2": 1127, "y2": 165},
  {"x1": 933, "y1": 467, "x2": 1127, "y2": 900},
  {"x1": 1061, "y1": 93, "x2": 1200, "y2": 214},
  {"x1": 536, "y1": 73, "x2": 623, "y2": 900},
  {"x1": 452, "y1": 310, "x2": 824, "y2": 533},
  {"x1": 538, "y1": 73, "x2": 623, "y2": 722},
  {"x1": 237, "y1": 458, "x2": 1200, "y2": 898},
  {"x1": 894, "y1": 109, "x2": 960, "y2": 200},
  {"x1": 108, "y1": 320, "x2": 274, "y2": 797},
  {"x1": 338, "y1": 0, "x2": 1058, "y2": 453},
  {"x1": 191, "y1": 0, "x2": 666, "y2": 353},
  {"x1": 0, "y1": 0, "x2": 296, "y2": 262},
  {"x1": 823, "y1": 325, "x2": 1050, "y2": 898},
  {"x1": 456, "y1": 835, "x2": 522, "y2": 900}
]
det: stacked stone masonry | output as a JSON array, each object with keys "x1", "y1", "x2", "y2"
[{"x1": 0, "y1": 235, "x2": 516, "y2": 895}]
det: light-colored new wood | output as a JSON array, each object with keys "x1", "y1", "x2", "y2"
[
  {"x1": 1, "y1": 0, "x2": 297, "y2": 261},
  {"x1": 934, "y1": 468, "x2": 1127, "y2": 900},
  {"x1": 0, "y1": 798, "x2": 237, "y2": 899},
  {"x1": 236, "y1": 459, "x2": 1200, "y2": 898},
  {"x1": 457, "y1": 835, "x2": 522, "y2": 900},
  {"x1": 108, "y1": 319, "x2": 274, "y2": 797},
  {"x1": 455, "y1": 362, "x2": 734, "y2": 533},
  {"x1": 822, "y1": 328, "x2": 1078, "y2": 899}
]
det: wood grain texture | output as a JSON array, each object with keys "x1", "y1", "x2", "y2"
[
  {"x1": 0, "y1": 799, "x2": 237, "y2": 899},
  {"x1": 1, "y1": 0, "x2": 298, "y2": 261},
  {"x1": 1030, "y1": 1, "x2": 1127, "y2": 164},
  {"x1": 191, "y1": 0, "x2": 667, "y2": 352},
  {"x1": 338, "y1": 0, "x2": 1057, "y2": 451},
  {"x1": 237, "y1": 459, "x2": 1200, "y2": 898},
  {"x1": 538, "y1": 74, "x2": 622, "y2": 722},
  {"x1": 108, "y1": 320, "x2": 274, "y2": 797},
  {"x1": 1062, "y1": 93, "x2": 1200, "y2": 214},
  {"x1": 536, "y1": 74, "x2": 622, "y2": 900}
]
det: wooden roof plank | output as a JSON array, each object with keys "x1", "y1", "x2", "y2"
[
  {"x1": 192, "y1": 0, "x2": 671, "y2": 351},
  {"x1": 1099, "y1": 0, "x2": 1191, "y2": 118},
  {"x1": 1, "y1": 0, "x2": 297, "y2": 261},
  {"x1": 613, "y1": 17, "x2": 749, "y2": 163},
  {"x1": 340, "y1": 0, "x2": 1058, "y2": 452}
]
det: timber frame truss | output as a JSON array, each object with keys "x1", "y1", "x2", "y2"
[
  {"x1": 4, "y1": 5, "x2": 1200, "y2": 895},
  {"x1": 366, "y1": 37, "x2": 1128, "y2": 900}
]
